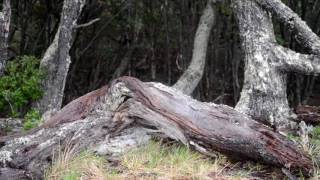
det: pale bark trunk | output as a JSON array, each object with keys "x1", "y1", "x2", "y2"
[
  {"x1": 0, "y1": 0, "x2": 11, "y2": 75},
  {"x1": 233, "y1": 0, "x2": 320, "y2": 130},
  {"x1": 111, "y1": 45, "x2": 136, "y2": 80},
  {"x1": 36, "y1": 0, "x2": 86, "y2": 115},
  {"x1": 0, "y1": 77, "x2": 312, "y2": 179},
  {"x1": 173, "y1": 0, "x2": 215, "y2": 95}
]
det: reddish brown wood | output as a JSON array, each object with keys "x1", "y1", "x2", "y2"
[
  {"x1": 295, "y1": 105, "x2": 320, "y2": 124},
  {"x1": 0, "y1": 77, "x2": 313, "y2": 178},
  {"x1": 43, "y1": 85, "x2": 108, "y2": 128},
  {"x1": 115, "y1": 77, "x2": 313, "y2": 174}
]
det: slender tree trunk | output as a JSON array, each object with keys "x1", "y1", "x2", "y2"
[
  {"x1": 36, "y1": 0, "x2": 86, "y2": 115},
  {"x1": 111, "y1": 45, "x2": 136, "y2": 80},
  {"x1": 233, "y1": 0, "x2": 320, "y2": 131},
  {"x1": 0, "y1": 0, "x2": 11, "y2": 75},
  {"x1": 173, "y1": 0, "x2": 216, "y2": 95}
]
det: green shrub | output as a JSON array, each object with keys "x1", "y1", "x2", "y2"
[
  {"x1": 311, "y1": 126, "x2": 320, "y2": 147},
  {"x1": 312, "y1": 126, "x2": 320, "y2": 139},
  {"x1": 23, "y1": 109, "x2": 42, "y2": 130},
  {"x1": 0, "y1": 56, "x2": 44, "y2": 117}
]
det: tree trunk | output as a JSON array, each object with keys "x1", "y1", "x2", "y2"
[
  {"x1": 111, "y1": 46, "x2": 135, "y2": 80},
  {"x1": 233, "y1": 0, "x2": 320, "y2": 131},
  {"x1": 0, "y1": 0, "x2": 11, "y2": 75},
  {"x1": 256, "y1": 0, "x2": 320, "y2": 55},
  {"x1": 36, "y1": 0, "x2": 86, "y2": 115},
  {"x1": 0, "y1": 77, "x2": 312, "y2": 179},
  {"x1": 173, "y1": 0, "x2": 216, "y2": 95}
]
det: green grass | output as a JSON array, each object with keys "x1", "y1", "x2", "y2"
[
  {"x1": 48, "y1": 139, "x2": 316, "y2": 179},
  {"x1": 309, "y1": 126, "x2": 320, "y2": 179},
  {"x1": 286, "y1": 125, "x2": 320, "y2": 179},
  {"x1": 46, "y1": 140, "x2": 251, "y2": 180},
  {"x1": 45, "y1": 147, "x2": 110, "y2": 180},
  {"x1": 121, "y1": 141, "x2": 223, "y2": 179}
]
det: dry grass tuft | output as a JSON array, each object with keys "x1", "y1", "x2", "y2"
[
  {"x1": 120, "y1": 141, "x2": 222, "y2": 179},
  {"x1": 44, "y1": 145, "x2": 109, "y2": 180},
  {"x1": 45, "y1": 140, "x2": 282, "y2": 180},
  {"x1": 287, "y1": 125, "x2": 320, "y2": 179}
]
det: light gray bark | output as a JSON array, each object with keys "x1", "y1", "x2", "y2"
[
  {"x1": 0, "y1": 0, "x2": 11, "y2": 75},
  {"x1": 36, "y1": 0, "x2": 86, "y2": 115},
  {"x1": 255, "y1": 0, "x2": 320, "y2": 55},
  {"x1": 233, "y1": 0, "x2": 320, "y2": 130},
  {"x1": 173, "y1": 0, "x2": 215, "y2": 95}
]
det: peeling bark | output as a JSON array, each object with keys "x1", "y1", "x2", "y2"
[
  {"x1": 233, "y1": 0, "x2": 320, "y2": 130},
  {"x1": 0, "y1": 77, "x2": 312, "y2": 179},
  {"x1": 0, "y1": 0, "x2": 11, "y2": 75},
  {"x1": 36, "y1": 0, "x2": 86, "y2": 115},
  {"x1": 173, "y1": 0, "x2": 216, "y2": 95}
]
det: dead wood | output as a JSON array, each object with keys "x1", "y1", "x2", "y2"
[
  {"x1": 295, "y1": 105, "x2": 320, "y2": 125},
  {"x1": 0, "y1": 76, "x2": 313, "y2": 179}
]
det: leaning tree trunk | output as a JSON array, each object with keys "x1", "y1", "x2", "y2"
[
  {"x1": 173, "y1": 0, "x2": 216, "y2": 95},
  {"x1": 0, "y1": 77, "x2": 312, "y2": 179},
  {"x1": 0, "y1": 0, "x2": 11, "y2": 75},
  {"x1": 36, "y1": 0, "x2": 86, "y2": 115},
  {"x1": 233, "y1": 0, "x2": 320, "y2": 131}
]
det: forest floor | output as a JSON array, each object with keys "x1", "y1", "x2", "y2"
[
  {"x1": 44, "y1": 126, "x2": 320, "y2": 180},
  {"x1": 1, "y1": 118, "x2": 319, "y2": 179}
]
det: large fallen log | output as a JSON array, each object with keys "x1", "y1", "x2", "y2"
[{"x1": 0, "y1": 77, "x2": 312, "y2": 179}]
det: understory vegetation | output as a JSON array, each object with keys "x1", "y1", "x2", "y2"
[
  {"x1": 23, "y1": 108, "x2": 42, "y2": 130},
  {"x1": 0, "y1": 56, "x2": 44, "y2": 129},
  {"x1": 45, "y1": 138, "x2": 320, "y2": 180}
]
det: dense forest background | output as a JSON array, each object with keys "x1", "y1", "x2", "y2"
[
  {"x1": 2, "y1": 1, "x2": 320, "y2": 179},
  {"x1": 4, "y1": 0, "x2": 320, "y2": 107}
]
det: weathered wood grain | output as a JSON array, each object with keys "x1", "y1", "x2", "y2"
[{"x1": 0, "y1": 77, "x2": 312, "y2": 179}]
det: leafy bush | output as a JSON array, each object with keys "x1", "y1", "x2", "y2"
[
  {"x1": 0, "y1": 56, "x2": 44, "y2": 117},
  {"x1": 23, "y1": 109, "x2": 42, "y2": 130}
]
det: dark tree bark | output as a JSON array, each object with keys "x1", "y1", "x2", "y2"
[
  {"x1": 0, "y1": 0, "x2": 11, "y2": 75},
  {"x1": 233, "y1": 0, "x2": 320, "y2": 131},
  {"x1": 36, "y1": 0, "x2": 86, "y2": 115},
  {"x1": 0, "y1": 77, "x2": 312, "y2": 179},
  {"x1": 174, "y1": 0, "x2": 216, "y2": 95}
]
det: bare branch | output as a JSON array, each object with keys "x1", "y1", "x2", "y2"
[
  {"x1": 256, "y1": 0, "x2": 320, "y2": 55},
  {"x1": 75, "y1": 18, "x2": 100, "y2": 28},
  {"x1": 275, "y1": 45, "x2": 320, "y2": 74}
]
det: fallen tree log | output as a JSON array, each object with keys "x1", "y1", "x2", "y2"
[
  {"x1": 295, "y1": 105, "x2": 320, "y2": 125},
  {"x1": 0, "y1": 76, "x2": 313, "y2": 179}
]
